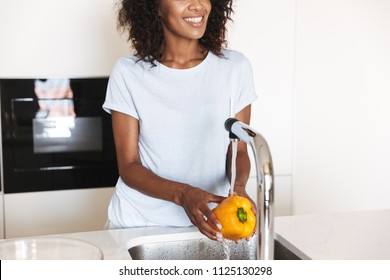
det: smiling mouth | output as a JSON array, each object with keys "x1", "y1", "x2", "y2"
[{"x1": 183, "y1": 16, "x2": 203, "y2": 23}]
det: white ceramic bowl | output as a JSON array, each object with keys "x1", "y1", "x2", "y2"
[{"x1": 0, "y1": 237, "x2": 103, "y2": 260}]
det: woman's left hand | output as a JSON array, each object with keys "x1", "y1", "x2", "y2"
[{"x1": 178, "y1": 184, "x2": 226, "y2": 240}]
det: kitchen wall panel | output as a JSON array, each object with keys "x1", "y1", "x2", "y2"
[
  {"x1": 0, "y1": 0, "x2": 129, "y2": 77},
  {"x1": 0, "y1": 195, "x2": 4, "y2": 238},
  {"x1": 293, "y1": 0, "x2": 390, "y2": 214}
]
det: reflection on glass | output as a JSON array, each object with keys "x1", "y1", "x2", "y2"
[
  {"x1": 34, "y1": 78, "x2": 76, "y2": 118},
  {"x1": 34, "y1": 78, "x2": 76, "y2": 141},
  {"x1": 32, "y1": 78, "x2": 102, "y2": 153}
]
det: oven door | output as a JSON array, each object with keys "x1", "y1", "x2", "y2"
[{"x1": 1, "y1": 78, "x2": 118, "y2": 194}]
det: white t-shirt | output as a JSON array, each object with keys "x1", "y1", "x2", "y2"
[{"x1": 103, "y1": 49, "x2": 257, "y2": 228}]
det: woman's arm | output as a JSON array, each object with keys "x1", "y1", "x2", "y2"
[
  {"x1": 111, "y1": 110, "x2": 225, "y2": 240},
  {"x1": 226, "y1": 105, "x2": 257, "y2": 211}
]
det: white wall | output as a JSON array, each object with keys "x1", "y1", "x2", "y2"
[
  {"x1": 293, "y1": 0, "x2": 390, "y2": 214},
  {"x1": 0, "y1": 0, "x2": 129, "y2": 77},
  {"x1": 228, "y1": 0, "x2": 295, "y2": 216}
]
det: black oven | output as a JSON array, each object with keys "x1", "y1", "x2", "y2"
[{"x1": 0, "y1": 78, "x2": 118, "y2": 194}]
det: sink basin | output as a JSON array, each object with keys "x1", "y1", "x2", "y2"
[
  {"x1": 127, "y1": 231, "x2": 301, "y2": 260},
  {"x1": 0, "y1": 237, "x2": 103, "y2": 260}
]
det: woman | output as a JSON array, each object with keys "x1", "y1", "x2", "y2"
[{"x1": 103, "y1": 0, "x2": 257, "y2": 241}]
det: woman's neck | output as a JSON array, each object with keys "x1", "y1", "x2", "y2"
[{"x1": 160, "y1": 39, "x2": 208, "y2": 69}]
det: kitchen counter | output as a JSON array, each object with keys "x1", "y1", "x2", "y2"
[
  {"x1": 274, "y1": 208, "x2": 390, "y2": 260},
  {"x1": 15, "y1": 208, "x2": 390, "y2": 260}
]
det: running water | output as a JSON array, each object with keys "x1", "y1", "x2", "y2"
[
  {"x1": 220, "y1": 140, "x2": 238, "y2": 260},
  {"x1": 229, "y1": 139, "x2": 238, "y2": 195},
  {"x1": 220, "y1": 139, "x2": 256, "y2": 260},
  {"x1": 222, "y1": 239, "x2": 231, "y2": 260},
  {"x1": 216, "y1": 233, "x2": 231, "y2": 260},
  {"x1": 218, "y1": 132, "x2": 240, "y2": 260},
  {"x1": 218, "y1": 237, "x2": 255, "y2": 260}
]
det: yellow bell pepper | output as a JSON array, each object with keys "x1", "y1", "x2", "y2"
[{"x1": 211, "y1": 194, "x2": 256, "y2": 241}]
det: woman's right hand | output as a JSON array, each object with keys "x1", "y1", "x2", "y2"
[{"x1": 178, "y1": 185, "x2": 225, "y2": 240}]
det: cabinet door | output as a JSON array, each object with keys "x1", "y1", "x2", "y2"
[
  {"x1": 4, "y1": 188, "x2": 114, "y2": 238},
  {"x1": 0, "y1": 194, "x2": 4, "y2": 239}
]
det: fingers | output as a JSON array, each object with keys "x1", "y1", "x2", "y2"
[
  {"x1": 190, "y1": 202, "x2": 223, "y2": 241},
  {"x1": 180, "y1": 186, "x2": 226, "y2": 241},
  {"x1": 202, "y1": 195, "x2": 225, "y2": 239},
  {"x1": 198, "y1": 220, "x2": 221, "y2": 241},
  {"x1": 203, "y1": 207, "x2": 222, "y2": 231},
  {"x1": 208, "y1": 194, "x2": 226, "y2": 204},
  {"x1": 189, "y1": 208, "x2": 221, "y2": 241}
]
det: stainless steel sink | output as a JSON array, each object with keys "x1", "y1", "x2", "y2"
[{"x1": 127, "y1": 231, "x2": 301, "y2": 260}]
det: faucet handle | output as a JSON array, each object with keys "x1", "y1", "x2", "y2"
[
  {"x1": 225, "y1": 118, "x2": 255, "y2": 144},
  {"x1": 225, "y1": 118, "x2": 239, "y2": 139}
]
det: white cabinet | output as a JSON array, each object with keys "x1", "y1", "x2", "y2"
[
  {"x1": 4, "y1": 187, "x2": 114, "y2": 238},
  {"x1": 0, "y1": 194, "x2": 4, "y2": 239}
]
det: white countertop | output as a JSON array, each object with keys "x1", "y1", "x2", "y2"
[
  {"x1": 13, "y1": 208, "x2": 390, "y2": 260},
  {"x1": 274, "y1": 208, "x2": 390, "y2": 260}
]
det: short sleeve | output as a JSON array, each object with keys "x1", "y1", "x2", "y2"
[
  {"x1": 102, "y1": 59, "x2": 139, "y2": 120},
  {"x1": 232, "y1": 54, "x2": 258, "y2": 114}
]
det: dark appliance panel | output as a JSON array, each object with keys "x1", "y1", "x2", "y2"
[{"x1": 0, "y1": 78, "x2": 118, "y2": 193}]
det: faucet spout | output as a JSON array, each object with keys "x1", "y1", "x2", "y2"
[{"x1": 225, "y1": 118, "x2": 274, "y2": 260}]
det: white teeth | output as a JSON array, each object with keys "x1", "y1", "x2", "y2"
[{"x1": 184, "y1": 17, "x2": 202, "y2": 23}]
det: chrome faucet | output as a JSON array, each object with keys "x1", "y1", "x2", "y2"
[{"x1": 225, "y1": 118, "x2": 274, "y2": 260}]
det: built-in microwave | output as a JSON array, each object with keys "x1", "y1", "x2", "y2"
[{"x1": 0, "y1": 78, "x2": 118, "y2": 193}]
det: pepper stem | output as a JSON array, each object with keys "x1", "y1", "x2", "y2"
[{"x1": 237, "y1": 207, "x2": 247, "y2": 223}]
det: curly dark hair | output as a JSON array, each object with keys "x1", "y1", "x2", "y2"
[{"x1": 117, "y1": 0, "x2": 234, "y2": 64}]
